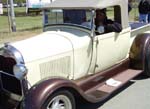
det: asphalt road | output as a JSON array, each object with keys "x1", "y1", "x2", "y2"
[{"x1": 78, "y1": 74, "x2": 150, "y2": 109}]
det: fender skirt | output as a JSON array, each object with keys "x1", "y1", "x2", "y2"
[
  {"x1": 130, "y1": 33, "x2": 150, "y2": 69},
  {"x1": 22, "y1": 78, "x2": 103, "y2": 109}
]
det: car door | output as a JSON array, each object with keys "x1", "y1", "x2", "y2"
[
  {"x1": 94, "y1": 30, "x2": 130, "y2": 73},
  {"x1": 93, "y1": 6, "x2": 131, "y2": 73}
]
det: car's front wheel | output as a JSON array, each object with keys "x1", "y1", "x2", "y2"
[{"x1": 42, "y1": 90, "x2": 75, "y2": 109}]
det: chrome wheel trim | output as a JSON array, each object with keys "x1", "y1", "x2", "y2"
[{"x1": 47, "y1": 95, "x2": 72, "y2": 109}]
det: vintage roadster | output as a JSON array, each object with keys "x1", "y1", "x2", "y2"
[{"x1": 0, "y1": 0, "x2": 150, "y2": 109}]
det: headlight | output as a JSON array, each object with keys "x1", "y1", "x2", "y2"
[{"x1": 13, "y1": 64, "x2": 27, "y2": 80}]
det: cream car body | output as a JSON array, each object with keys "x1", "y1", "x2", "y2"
[
  {"x1": 10, "y1": 27, "x2": 130, "y2": 86},
  {"x1": 11, "y1": 29, "x2": 92, "y2": 85},
  {"x1": 9, "y1": 0, "x2": 131, "y2": 86}
]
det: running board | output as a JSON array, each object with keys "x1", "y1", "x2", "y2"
[
  {"x1": 85, "y1": 69, "x2": 142, "y2": 101},
  {"x1": 97, "y1": 69, "x2": 142, "y2": 93}
]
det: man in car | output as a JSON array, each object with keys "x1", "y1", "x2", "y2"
[{"x1": 95, "y1": 9, "x2": 122, "y2": 34}]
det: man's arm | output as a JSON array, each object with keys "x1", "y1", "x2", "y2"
[{"x1": 105, "y1": 20, "x2": 122, "y2": 33}]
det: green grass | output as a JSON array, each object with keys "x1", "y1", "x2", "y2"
[
  {"x1": 15, "y1": 16, "x2": 42, "y2": 30},
  {"x1": 0, "y1": 7, "x2": 42, "y2": 32},
  {"x1": 0, "y1": 7, "x2": 42, "y2": 43},
  {"x1": 0, "y1": 16, "x2": 10, "y2": 32},
  {"x1": 129, "y1": 8, "x2": 139, "y2": 21}
]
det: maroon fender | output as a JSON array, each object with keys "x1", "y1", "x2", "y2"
[
  {"x1": 129, "y1": 33, "x2": 150, "y2": 70},
  {"x1": 22, "y1": 77, "x2": 100, "y2": 109}
]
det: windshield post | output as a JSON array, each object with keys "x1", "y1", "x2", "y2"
[
  {"x1": 56, "y1": 11, "x2": 58, "y2": 23},
  {"x1": 91, "y1": 10, "x2": 95, "y2": 37},
  {"x1": 43, "y1": 9, "x2": 49, "y2": 31}
]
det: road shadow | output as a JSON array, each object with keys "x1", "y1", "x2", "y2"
[
  {"x1": 77, "y1": 81, "x2": 135, "y2": 109},
  {"x1": 133, "y1": 73, "x2": 149, "y2": 80}
]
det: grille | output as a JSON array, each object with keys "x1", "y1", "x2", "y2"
[
  {"x1": 0, "y1": 55, "x2": 16, "y2": 74},
  {"x1": 0, "y1": 55, "x2": 22, "y2": 95}
]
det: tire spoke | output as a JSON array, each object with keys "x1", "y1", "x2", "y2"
[
  {"x1": 46, "y1": 92, "x2": 73, "y2": 109},
  {"x1": 53, "y1": 99, "x2": 60, "y2": 108}
]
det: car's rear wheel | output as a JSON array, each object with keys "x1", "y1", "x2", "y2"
[
  {"x1": 42, "y1": 90, "x2": 75, "y2": 109},
  {"x1": 145, "y1": 44, "x2": 150, "y2": 77}
]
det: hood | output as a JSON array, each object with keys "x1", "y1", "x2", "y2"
[{"x1": 10, "y1": 31, "x2": 73, "y2": 63}]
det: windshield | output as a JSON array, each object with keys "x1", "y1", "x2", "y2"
[{"x1": 43, "y1": 9, "x2": 93, "y2": 29}]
